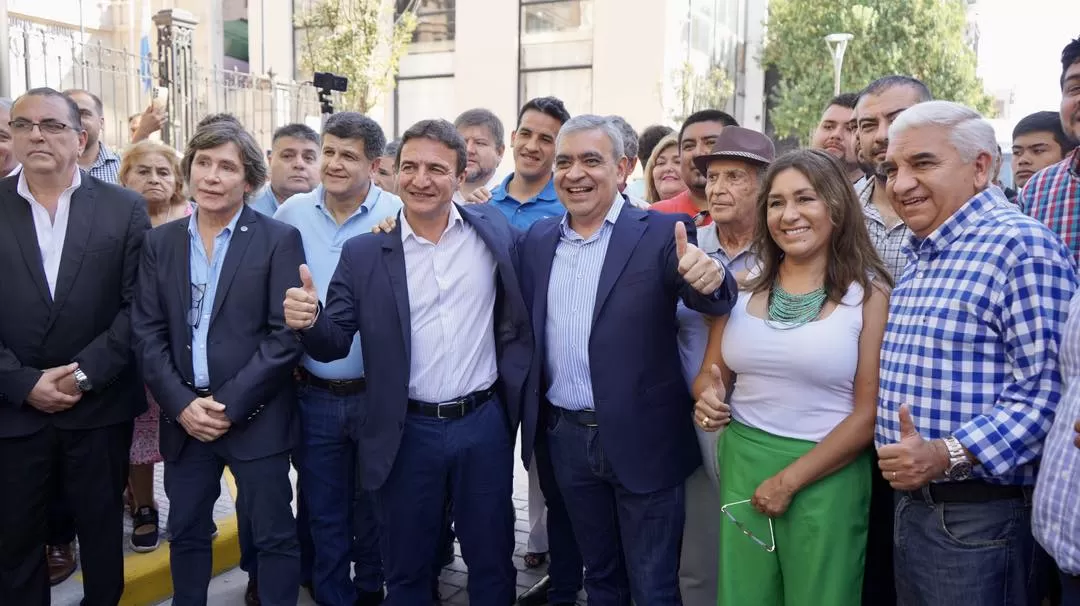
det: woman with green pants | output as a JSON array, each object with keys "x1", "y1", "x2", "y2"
[{"x1": 693, "y1": 149, "x2": 892, "y2": 605}]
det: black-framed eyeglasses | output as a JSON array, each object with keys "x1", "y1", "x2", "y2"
[
  {"x1": 8, "y1": 119, "x2": 75, "y2": 135},
  {"x1": 188, "y1": 283, "x2": 207, "y2": 329},
  {"x1": 720, "y1": 498, "x2": 776, "y2": 552},
  {"x1": 692, "y1": 210, "x2": 709, "y2": 227}
]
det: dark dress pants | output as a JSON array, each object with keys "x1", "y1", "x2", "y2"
[
  {"x1": 165, "y1": 439, "x2": 299, "y2": 606},
  {"x1": 0, "y1": 422, "x2": 132, "y2": 606},
  {"x1": 533, "y1": 418, "x2": 585, "y2": 603},
  {"x1": 371, "y1": 397, "x2": 515, "y2": 606}
]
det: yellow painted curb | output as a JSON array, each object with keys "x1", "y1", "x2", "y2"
[{"x1": 100, "y1": 467, "x2": 242, "y2": 606}]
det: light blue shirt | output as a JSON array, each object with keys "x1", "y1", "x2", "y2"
[
  {"x1": 188, "y1": 207, "x2": 243, "y2": 388},
  {"x1": 273, "y1": 183, "x2": 403, "y2": 379},
  {"x1": 249, "y1": 185, "x2": 284, "y2": 217},
  {"x1": 545, "y1": 195, "x2": 625, "y2": 411},
  {"x1": 489, "y1": 173, "x2": 565, "y2": 231}
]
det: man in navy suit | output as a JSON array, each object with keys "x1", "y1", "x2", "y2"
[
  {"x1": 283, "y1": 119, "x2": 531, "y2": 606},
  {"x1": 518, "y1": 115, "x2": 737, "y2": 605},
  {"x1": 132, "y1": 119, "x2": 306, "y2": 606}
]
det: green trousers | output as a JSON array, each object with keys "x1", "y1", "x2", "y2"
[{"x1": 717, "y1": 421, "x2": 870, "y2": 606}]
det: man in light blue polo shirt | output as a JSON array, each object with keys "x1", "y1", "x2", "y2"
[
  {"x1": 273, "y1": 112, "x2": 401, "y2": 606},
  {"x1": 487, "y1": 97, "x2": 570, "y2": 231},
  {"x1": 250, "y1": 123, "x2": 321, "y2": 217}
]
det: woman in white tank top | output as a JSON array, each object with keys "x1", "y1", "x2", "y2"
[{"x1": 693, "y1": 149, "x2": 892, "y2": 606}]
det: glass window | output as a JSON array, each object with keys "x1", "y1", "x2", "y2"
[
  {"x1": 519, "y1": 68, "x2": 592, "y2": 117},
  {"x1": 521, "y1": 0, "x2": 593, "y2": 37},
  {"x1": 394, "y1": 76, "x2": 456, "y2": 137},
  {"x1": 398, "y1": 0, "x2": 456, "y2": 52}
]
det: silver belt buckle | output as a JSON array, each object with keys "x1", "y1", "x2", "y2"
[{"x1": 437, "y1": 399, "x2": 466, "y2": 419}]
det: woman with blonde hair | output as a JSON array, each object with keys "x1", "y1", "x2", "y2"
[
  {"x1": 644, "y1": 133, "x2": 687, "y2": 203},
  {"x1": 118, "y1": 140, "x2": 192, "y2": 552},
  {"x1": 694, "y1": 148, "x2": 891, "y2": 605}
]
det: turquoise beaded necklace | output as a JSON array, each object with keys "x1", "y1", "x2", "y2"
[{"x1": 766, "y1": 279, "x2": 827, "y2": 329}]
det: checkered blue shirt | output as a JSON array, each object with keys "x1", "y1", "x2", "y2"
[
  {"x1": 876, "y1": 187, "x2": 1077, "y2": 485},
  {"x1": 87, "y1": 143, "x2": 121, "y2": 185},
  {"x1": 1033, "y1": 291, "x2": 1080, "y2": 574},
  {"x1": 1020, "y1": 149, "x2": 1080, "y2": 265}
]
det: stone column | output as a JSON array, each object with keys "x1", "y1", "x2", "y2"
[{"x1": 154, "y1": 9, "x2": 199, "y2": 147}]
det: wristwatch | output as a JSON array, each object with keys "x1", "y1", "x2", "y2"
[
  {"x1": 942, "y1": 435, "x2": 973, "y2": 481},
  {"x1": 73, "y1": 368, "x2": 93, "y2": 393}
]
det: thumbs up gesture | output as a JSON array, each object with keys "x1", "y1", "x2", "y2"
[
  {"x1": 676, "y1": 221, "x2": 725, "y2": 295},
  {"x1": 876, "y1": 404, "x2": 952, "y2": 490},
  {"x1": 694, "y1": 363, "x2": 730, "y2": 432},
  {"x1": 283, "y1": 264, "x2": 320, "y2": 330}
]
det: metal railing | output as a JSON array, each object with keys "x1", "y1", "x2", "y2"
[{"x1": 6, "y1": 16, "x2": 341, "y2": 153}]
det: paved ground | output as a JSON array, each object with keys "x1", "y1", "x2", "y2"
[{"x1": 51, "y1": 440, "x2": 587, "y2": 605}]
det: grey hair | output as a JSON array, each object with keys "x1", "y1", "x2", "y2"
[
  {"x1": 605, "y1": 115, "x2": 639, "y2": 160},
  {"x1": 888, "y1": 101, "x2": 996, "y2": 163},
  {"x1": 0, "y1": 97, "x2": 12, "y2": 112},
  {"x1": 181, "y1": 120, "x2": 268, "y2": 201},
  {"x1": 556, "y1": 114, "x2": 626, "y2": 162}
]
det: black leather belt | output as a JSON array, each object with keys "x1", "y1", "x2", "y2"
[
  {"x1": 295, "y1": 367, "x2": 366, "y2": 396},
  {"x1": 193, "y1": 387, "x2": 212, "y2": 398},
  {"x1": 906, "y1": 481, "x2": 1030, "y2": 504},
  {"x1": 407, "y1": 386, "x2": 496, "y2": 420},
  {"x1": 553, "y1": 407, "x2": 598, "y2": 427}
]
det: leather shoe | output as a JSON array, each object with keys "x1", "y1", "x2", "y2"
[
  {"x1": 516, "y1": 575, "x2": 551, "y2": 606},
  {"x1": 47, "y1": 542, "x2": 77, "y2": 586},
  {"x1": 244, "y1": 577, "x2": 260, "y2": 606},
  {"x1": 355, "y1": 588, "x2": 385, "y2": 605}
]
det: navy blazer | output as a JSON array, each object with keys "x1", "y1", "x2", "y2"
[
  {"x1": 0, "y1": 173, "x2": 149, "y2": 437},
  {"x1": 131, "y1": 205, "x2": 306, "y2": 462},
  {"x1": 303, "y1": 203, "x2": 533, "y2": 491},
  {"x1": 519, "y1": 203, "x2": 736, "y2": 494}
]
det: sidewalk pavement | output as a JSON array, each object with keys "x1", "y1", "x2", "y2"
[{"x1": 50, "y1": 440, "x2": 588, "y2": 605}]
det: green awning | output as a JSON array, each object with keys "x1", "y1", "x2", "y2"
[{"x1": 224, "y1": 19, "x2": 249, "y2": 62}]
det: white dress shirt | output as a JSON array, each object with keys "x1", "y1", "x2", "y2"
[
  {"x1": 401, "y1": 204, "x2": 499, "y2": 402},
  {"x1": 17, "y1": 168, "x2": 82, "y2": 298}
]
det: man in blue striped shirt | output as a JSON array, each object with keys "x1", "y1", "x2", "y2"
[
  {"x1": 876, "y1": 101, "x2": 1077, "y2": 606},
  {"x1": 273, "y1": 113, "x2": 400, "y2": 606},
  {"x1": 519, "y1": 115, "x2": 736, "y2": 604}
]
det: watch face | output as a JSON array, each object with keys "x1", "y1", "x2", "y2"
[{"x1": 948, "y1": 461, "x2": 973, "y2": 481}]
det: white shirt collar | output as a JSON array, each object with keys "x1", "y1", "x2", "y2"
[
  {"x1": 401, "y1": 203, "x2": 464, "y2": 244},
  {"x1": 17, "y1": 167, "x2": 82, "y2": 203}
]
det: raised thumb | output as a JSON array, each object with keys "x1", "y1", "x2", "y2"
[
  {"x1": 899, "y1": 404, "x2": 919, "y2": 439},
  {"x1": 674, "y1": 221, "x2": 689, "y2": 259},
  {"x1": 299, "y1": 264, "x2": 315, "y2": 292}
]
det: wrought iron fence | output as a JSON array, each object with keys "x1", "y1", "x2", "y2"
[{"x1": 5, "y1": 14, "x2": 341, "y2": 154}]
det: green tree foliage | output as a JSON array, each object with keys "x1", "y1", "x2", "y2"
[
  {"x1": 295, "y1": 0, "x2": 419, "y2": 114},
  {"x1": 763, "y1": 0, "x2": 994, "y2": 145},
  {"x1": 668, "y1": 61, "x2": 735, "y2": 125}
]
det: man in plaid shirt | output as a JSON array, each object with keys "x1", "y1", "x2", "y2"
[
  {"x1": 1021, "y1": 37, "x2": 1080, "y2": 264},
  {"x1": 876, "y1": 101, "x2": 1076, "y2": 606},
  {"x1": 64, "y1": 89, "x2": 121, "y2": 184},
  {"x1": 1030, "y1": 35, "x2": 1080, "y2": 605}
]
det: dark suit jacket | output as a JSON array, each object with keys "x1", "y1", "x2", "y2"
[
  {"x1": 0, "y1": 172, "x2": 149, "y2": 438},
  {"x1": 519, "y1": 202, "x2": 737, "y2": 494},
  {"x1": 303, "y1": 203, "x2": 533, "y2": 491},
  {"x1": 131, "y1": 205, "x2": 306, "y2": 461}
]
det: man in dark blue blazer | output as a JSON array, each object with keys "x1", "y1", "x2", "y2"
[
  {"x1": 284, "y1": 119, "x2": 532, "y2": 606},
  {"x1": 518, "y1": 115, "x2": 736, "y2": 605},
  {"x1": 131, "y1": 120, "x2": 306, "y2": 606}
]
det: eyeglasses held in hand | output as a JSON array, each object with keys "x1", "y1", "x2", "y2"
[
  {"x1": 720, "y1": 498, "x2": 776, "y2": 552},
  {"x1": 188, "y1": 283, "x2": 207, "y2": 329},
  {"x1": 8, "y1": 119, "x2": 75, "y2": 135}
]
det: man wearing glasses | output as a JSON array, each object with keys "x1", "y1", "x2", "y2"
[
  {"x1": 132, "y1": 119, "x2": 307, "y2": 606},
  {"x1": 0, "y1": 88, "x2": 150, "y2": 605}
]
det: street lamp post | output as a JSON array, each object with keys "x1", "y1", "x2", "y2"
[{"x1": 824, "y1": 33, "x2": 854, "y2": 96}]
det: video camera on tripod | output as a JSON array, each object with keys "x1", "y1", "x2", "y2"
[{"x1": 314, "y1": 72, "x2": 348, "y2": 115}]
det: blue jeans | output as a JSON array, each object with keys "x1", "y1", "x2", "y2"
[
  {"x1": 371, "y1": 397, "x2": 515, "y2": 606},
  {"x1": 893, "y1": 490, "x2": 1039, "y2": 606},
  {"x1": 296, "y1": 385, "x2": 383, "y2": 604},
  {"x1": 545, "y1": 410, "x2": 684, "y2": 606}
]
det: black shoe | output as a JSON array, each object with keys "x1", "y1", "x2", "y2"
[
  {"x1": 244, "y1": 577, "x2": 260, "y2": 606},
  {"x1": 355, "y1": 588, "x2": 385, "y2": 606},
  {"x1": 516, "y1": 575, "x2": 551, "y2": 606},
  {"x1": 129, "y1": 506, "x2": 160, "y2": 553}
]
